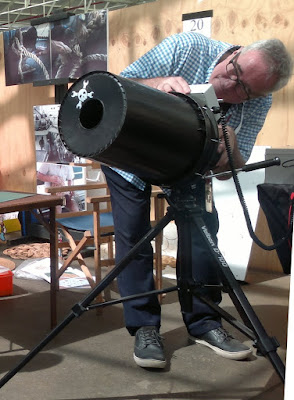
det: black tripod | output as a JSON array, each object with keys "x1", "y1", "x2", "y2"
[{"x1": 0, "y1": 177, "x2": 285, "y2": 389}]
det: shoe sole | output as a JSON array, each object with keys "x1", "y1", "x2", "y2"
[
  {"x1": 133, "y1": 354, "x2": 166, "y2": 369},
  {"x1": 192, "y1": 338, "x2": 252, "y2": 360}
]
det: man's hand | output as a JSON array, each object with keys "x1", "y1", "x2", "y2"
[
  {"x1": 212, "y1": 125, "x2": 245, "y2": 180},
  {"x1": 51, "y1": 176, "x2": 65, "y2": 186},
  {"x1": 134, "y1": 76, "x2": 190, "y2": 94}
]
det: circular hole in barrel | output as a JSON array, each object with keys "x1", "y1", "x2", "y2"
[{"x1": 79, "y1": 99, "x2": 104, "y2": 130}]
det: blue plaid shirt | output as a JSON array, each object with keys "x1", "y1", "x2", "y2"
[{"x1": 114, "y1": 32, "x2": 272, "y2": 190}]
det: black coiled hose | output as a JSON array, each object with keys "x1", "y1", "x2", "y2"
[{"x1": 219, "y1": 114, "x2": 293, "y2": 251}]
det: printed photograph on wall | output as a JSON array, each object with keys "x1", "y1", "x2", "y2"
[
  {"x1": 50, "y1": 11, "x2": 107, "y2": 80},
  {"x1": 36, "y1": 161, "x2": 86, "y2": 212},
  {"x1": 3, "y1": 10, "x2": 108, "y2": 86},
  {"x1": 34, "y1": 104, "x2": 87, "y2": 212},
  {"x1": 3, "y1": 23, "x2": 51, "y2": 85},
  {"x1": 34, "y1": 104, "x2": 82, "y2": 164}
]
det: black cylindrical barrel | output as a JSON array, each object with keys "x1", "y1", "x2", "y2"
[{"x1": 58, "y1": 71, "x2": 218, "y2": 185}]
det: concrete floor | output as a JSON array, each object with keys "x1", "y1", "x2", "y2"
[{"x1": 0, "y1": 249, "x2": 290, "y2": 400}]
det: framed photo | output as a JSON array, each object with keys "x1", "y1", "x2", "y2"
[
  {"x1": 34, "y1": 104, "x2": 82, "y2": 164},
  {"x1": 3, "y1": 10, "x2": 108, "y2": 86},
  {"x1": 36, "y1": 161, "x2": 87, "y2": 212},
  {"x1": 34, "y1": 104, "x2": 87, "y2": 213}
]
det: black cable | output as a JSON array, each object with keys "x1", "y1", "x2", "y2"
[{"x1": 219, "y1": 113, "x2": 293, "y2": 251}]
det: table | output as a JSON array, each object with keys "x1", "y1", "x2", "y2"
[{"x1": 0, "y1": 191, "x2": 63, "y2": 327}]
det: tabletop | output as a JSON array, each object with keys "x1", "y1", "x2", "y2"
[{"x1": 0, "y1": 191, "x2": 63, "y2": 213}]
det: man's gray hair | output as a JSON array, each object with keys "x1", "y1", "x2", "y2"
[{"x1": 241, "y1": 39, "x2": 293, "y2": 92}]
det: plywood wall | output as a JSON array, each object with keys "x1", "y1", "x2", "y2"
[
  {"x1": 0, "y1": 41, "x2": 55, "y2": 192},
  {"x1": 0, "y1": 0, "x2": 293, "y2": 193}
]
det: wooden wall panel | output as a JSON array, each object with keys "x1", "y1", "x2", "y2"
[
  {"x1": 108, "y1": 0, "x2": 212, "y2": 74},
  {"x1": 0, "y1": 0, "x2": 293, "y2": 194},
  {"x1": 0, "y1": 35, "x2": 55, "y2": 192}
]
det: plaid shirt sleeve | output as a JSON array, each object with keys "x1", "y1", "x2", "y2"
[
  {"x1": 120, "y1": 35, "x2": 185, "y2": 79},
  {"x1": 120, "y1": 32, "x2": 221, "y2": 81}
]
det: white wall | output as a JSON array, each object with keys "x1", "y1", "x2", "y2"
[{"x1": 285, "y1": 236, "x2": 294, "y2": 399}]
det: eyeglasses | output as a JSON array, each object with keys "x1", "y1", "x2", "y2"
[{"x1": 226, "y1": 52, "x2": 251, "y2": 101}]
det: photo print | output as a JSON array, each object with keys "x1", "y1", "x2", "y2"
[{"x1": 3, "y1": 10, "x2": 108, "y2": 86}]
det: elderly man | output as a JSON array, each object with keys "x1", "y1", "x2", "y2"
[{"x1": 101, "y1": 32, "x2": 293, "y2": 368}]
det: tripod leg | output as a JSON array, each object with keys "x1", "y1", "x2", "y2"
[
  {"x1": 0, "y1": 208, "x2": 174, "y2": 389},
  {"x1": 192, "y1": 212, "x2": 285, "y2": 382},
  {"x1": 175, "y1": 210, "x2": 196, "y2": 313},
  {"x1": 0, "y1": 312, "x2": 75, "y2": 388}
]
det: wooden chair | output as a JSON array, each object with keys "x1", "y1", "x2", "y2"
[
  {"x1": 46, "y1": 182, "x2": 165, "y2": 326},
  {"x1": 45, "y1": 182, "x2": 114, "y2": 326}
]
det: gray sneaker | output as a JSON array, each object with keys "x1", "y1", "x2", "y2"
[
  {"x1": 191, "y1": 327, "x2": 252, "y2": 360},
  {"x1": 133, "y1": 326, "x2": 166, "y2": 368}
]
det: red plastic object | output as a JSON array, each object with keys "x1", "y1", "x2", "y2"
[{"x1": 0, "y1": 266, "x2": 13, "y2": 296}]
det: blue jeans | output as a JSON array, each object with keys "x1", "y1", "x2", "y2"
[{"x1": 102, "y1": 166, "x2": 222, "y2": 336}]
